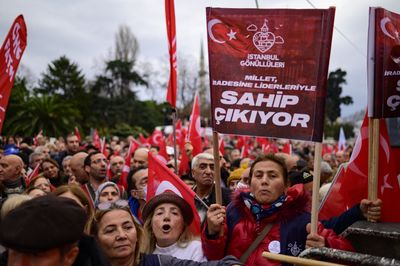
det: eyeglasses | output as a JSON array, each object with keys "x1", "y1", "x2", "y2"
[{"x1": 97, "y1": 199, "x2": 129, "y2": 211}]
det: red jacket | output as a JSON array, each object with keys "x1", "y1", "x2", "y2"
[{"x1": 202, "y1": 185, "x2": 354, "y2": 265}]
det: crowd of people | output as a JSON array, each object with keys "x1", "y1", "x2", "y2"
[{"x1": 0, "y1": 132, "x2": 382, "y2": 265}]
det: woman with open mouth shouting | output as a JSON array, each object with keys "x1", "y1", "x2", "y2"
[
  {"x1": 142, "y1": 192, "x2": 206, "y2": 262},
  {"x1": 89, "y1": 199, "x2": 242, "y2": 266}
]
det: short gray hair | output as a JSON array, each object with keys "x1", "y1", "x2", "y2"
[
  {"x1": 320, "y1": 161, "x2": 333, "y2": 175},
  {"x1": 191, "y1": 153, "x2": 214, "y2": 169},
  {"x1": 29, "y1": 151, "x2": 43, "y2": 164}
]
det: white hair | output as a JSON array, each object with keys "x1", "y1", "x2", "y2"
[{"x1": 191, "y1": 153, "x2": 214, "y2": 169}]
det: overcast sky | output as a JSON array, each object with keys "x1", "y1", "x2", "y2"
[{"x1": 1, "y1": 0, "x2": 399, "y2": 117}]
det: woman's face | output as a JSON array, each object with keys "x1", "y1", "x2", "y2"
[
  {"x1": 151, "y1": 203, "x2": 185, "y2": 247},
  {"x1": 42, "y1": 162, "x2": 59, "y2": 179},
  {"x1": 33, "y1": 177, "x2": 51, "y2": 193},
  {"x1": 250, "y1": 160, "x2": 287, "y2": 205},
  {"x1": 99, "y1": 186, "x2": 120, "y2": 204},
  {"x1": 97, "y1": 210, "x2": 137, "y2": 260}
]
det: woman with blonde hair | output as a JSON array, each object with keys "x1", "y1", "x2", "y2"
[
  {"x1": 0, "y1": 195, "x2": 32, "y2": 219},
  {"x1": 88, "y1": 200, "x2": 240, "y2": 266},
  {"x1": 142, "y1": 192, "x2": 206, "y2": 261}
]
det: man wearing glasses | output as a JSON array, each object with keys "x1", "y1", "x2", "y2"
[{"x1": 82, "y1": 152, "x2": 126, "y2": 208}]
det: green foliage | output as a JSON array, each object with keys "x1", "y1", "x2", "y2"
[
  {"x1": 36, "y1": 55, "x2": 86, "y2": 99},
  {"x1": 109, "y1": 123, "x2": 148, "y2": 138},
  {"x1": 3, "y1": 94, "x2": 80, "y2": 136},
  {"x1": 91, "y1": 59, "x2": 147, "y2": 99},
  {"x1": 325, "y1": 68, "x2": 353, "y2": 124},
  {"x1": 324, "y1": 122, "x2": 354, "y2": 140}
]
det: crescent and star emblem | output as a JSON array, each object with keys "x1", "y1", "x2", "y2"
[{"x1": 207, "y1": 19, "x2": 237, "y2": 43}]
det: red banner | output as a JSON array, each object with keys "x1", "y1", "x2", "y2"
[
  {"x1": 165, "y1": 0, "x2": 177, "y2": 108},
  {"x1": 319, "y1": 112, "x2": 400, "y2": 222},
  {"x1": 206, "y1": 8, "x2": 335, "y2": 142},
  {"x1": 368, "y1": 8, "x2": 400, "y2": 118},
  {"x1": 187, "y1": 92, "x2": 202, "y2": 156},
  {"x1": 0, "y1": 15, "x2": 27, "y2": 133}
]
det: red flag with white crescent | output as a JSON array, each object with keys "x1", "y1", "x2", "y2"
[
  {"x1": 147, "y1": 152, "x2": 200, "y2": 235},
  {"x1": 0, "y1": 15, "x2": 27, "y2": 133},
  {"x1": 149, "y1": 129, "x2": 163, "y2": 146},
  {"x1": 187, "y1": 92, "x2": 202, "y2": 156},
  {"x1": 165, "y1": 0, "x2": 177, "y2": 108},
  {"x1": 319, "y1": 111, "x2": 400, "y2": 222}
]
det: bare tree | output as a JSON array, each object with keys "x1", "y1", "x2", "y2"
[{"x1": 114, "y1": 25, "x2": 139, "y2": 63}]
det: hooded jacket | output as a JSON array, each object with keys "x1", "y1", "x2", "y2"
[{"x1": 202, "y1": 184, "x2": 354, "y2": 265}]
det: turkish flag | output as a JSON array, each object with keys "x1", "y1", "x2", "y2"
[
  {"x1": 187, "y1": 92, "x2": 202, "y2": 156},
  {"x1": 165, "y1": 0, "x2": 177, "y2": 108},
  {"x1": 118, "y1": 141, "x2": 139, "y2": 190},
  {"x1": 149, "y1": 129, "x2": 163, "y2": 146},
  {"x1": 0, "y1": 15, "x2": 27, "y2": 133},
  {"x1": 147, "y1": 152, "x2": 201, "y2": 235},
  {"x1": 319, "y1": 112, "x2": 400, "y2": 222},
  {"x1": 92, "y1": 129, "x2": 101, "y2": 150},
  {"x1": 74, "y1": 126, "x2": 81, "y2": 143}
]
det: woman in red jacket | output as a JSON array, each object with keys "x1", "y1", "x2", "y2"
[{"x1": 202, "y1": 154, "x2": 353, "y2": 265}]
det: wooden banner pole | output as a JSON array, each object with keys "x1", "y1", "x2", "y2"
[
  {"x1": 212, "y1": 131, "x2": 222, "y2": 205},
  {"x1": 310, "y1": 142, "x2": 322, "y2": 234},
  {"x1": 262, "y1": 252, "x2": 344, "y2": 266},
  {"x1": 368, "y1": 118, "x2": 379, "y2": 202}
]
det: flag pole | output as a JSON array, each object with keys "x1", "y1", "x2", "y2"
[
  {"x1": 172, "y1": 108, "x2": 179, "y2": 175},
  {"x1": 368, "y1": 118, "x2": 379, "y2": 204},
  {"x1": 310, "y1": 142, "x2": 322, "y2": 234},
  {"x1": 195, "y1": 194, "x2": 210, "y2": 210},
  {"x1": 212, "y1": 131, "x2": 223, "y2": 205}
]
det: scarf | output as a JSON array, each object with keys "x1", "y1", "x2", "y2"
[{"x1": 242, "y1": 192, "x2": 286, "y2": 221}]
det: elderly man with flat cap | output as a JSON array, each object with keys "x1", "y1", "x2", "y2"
[
  {"x1": 0, "y1": 195, "x2": 88, "y2": 265},
  {"x1": 0, "y1": 155, "x2": 25, "y2": 201}
]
